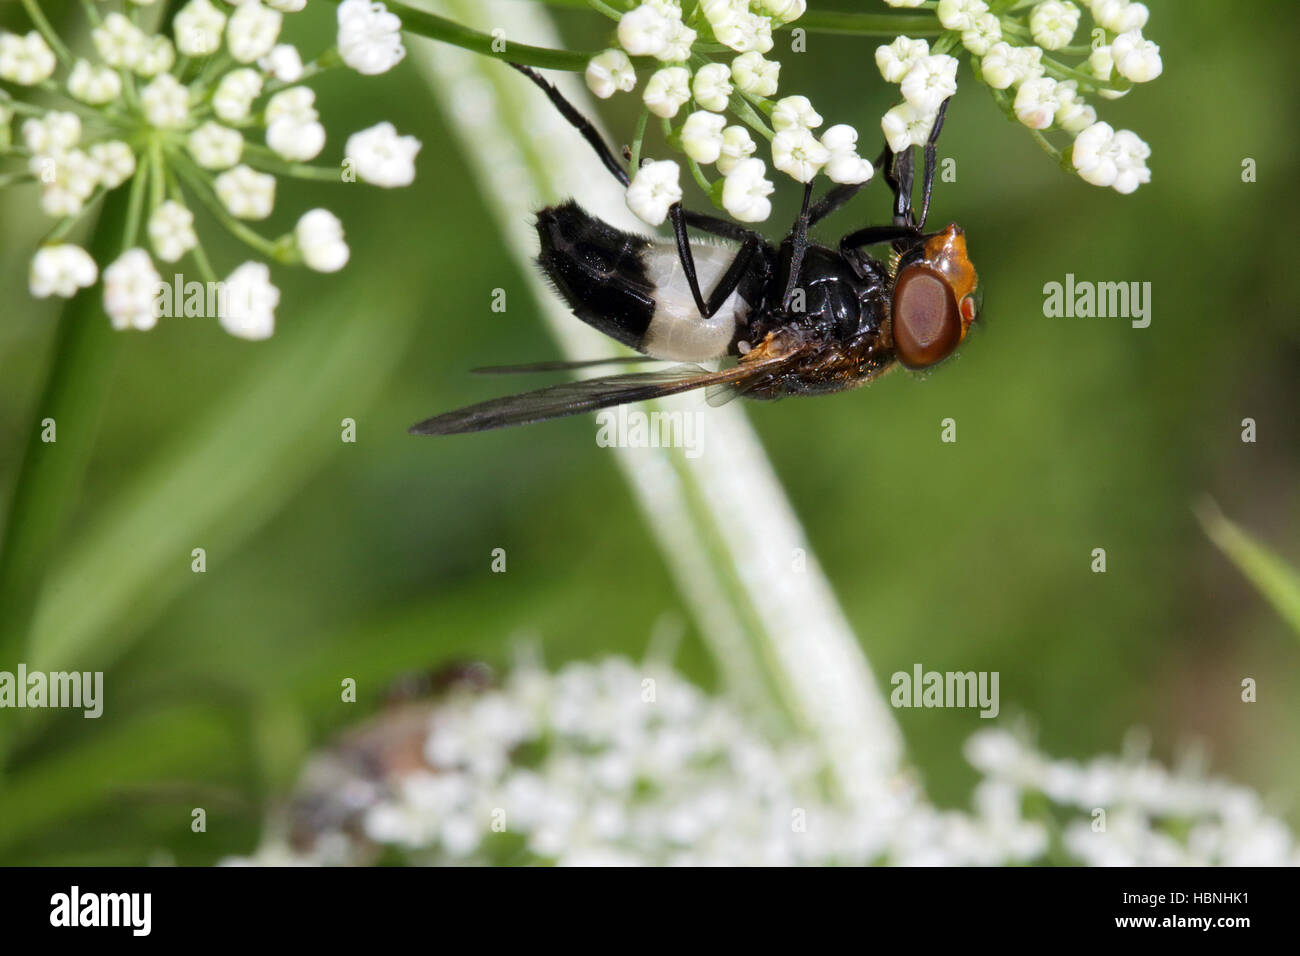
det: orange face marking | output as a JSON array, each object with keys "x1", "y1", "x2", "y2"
[{"x1": 921, "y1": 223, "x2": 979, "y2": 339}]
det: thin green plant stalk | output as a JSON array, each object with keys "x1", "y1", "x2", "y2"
[
  {"x1": 1197, "y1": 498, "x2": 1300, "y2": 639},
  {"x1": 322, "y1": 0, "x2": 942, "y2": 73}
]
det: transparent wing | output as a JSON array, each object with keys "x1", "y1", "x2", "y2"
[
  {"x1": 410, "y1": 355, "x2": 795, "y2": 436},
  {"x1": 471, "y1": 356, "x2": 664, "y2": 375}
]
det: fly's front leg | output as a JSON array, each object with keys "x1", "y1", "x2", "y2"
[{"x1": 670, "y1": 204, "x2": 765, "y2": 319}]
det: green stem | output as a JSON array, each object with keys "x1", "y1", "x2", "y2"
[
  {"x1": 794, "y1": 11, "x2": 942, "y2": 36},
  {"x1": 122, "y1": 154, "x2": 150, "y2": 249},
  {"x1": 171, "y1": 154, "x2": 281, "y2": 258},
  {"x1": 240, "y1": 143, "x2": 343, "y2": 183},
  {"x1": 627, "y1": 105, "x2": 649, "y2": 173},
  {"x1": 20, "y1": 0, "x2": 74, "y2": 63},
  {"x1": 0, "y1": 187, "x2": 134, "y2": 771},
  {"x1": 730, "y1": 91, "x2": 774, "y2": 142},
  {"x1": 324, "y1": 0, "x2": 601, "y2": 71},
  {"x1": 586, "y1": 0, "x2": 624, "y2": 20}
]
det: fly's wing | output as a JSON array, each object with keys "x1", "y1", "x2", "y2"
[
  {"x1": 410, "y1": 355, "x2": 796, "y2": 436},
  {"x1": 472, "y1": 356, "x2": 664, "y2": 375}
]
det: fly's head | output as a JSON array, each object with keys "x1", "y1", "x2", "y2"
[{"x1": 890, "y1": 224, "x2": 980, "y2": 370}]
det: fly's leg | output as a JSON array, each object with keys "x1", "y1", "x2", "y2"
[
  {"x1": 918, "y1": 97, "x2": 951, "y2": 229},
  {"x1": 509, "y1": 63, "x2": 629, "y2": 186},
  {"x1": 670, "y1": 204, "x2": 764, "y2": 318},
  {"x1": 512, "y1": 62, "x2": 760, "y2": 321},
  {"x1": 839, "y1": 224, "x2": 923, "y2": 254},
  {"x1": 780, "y1": 182, "x2": 815, "y2": 311}
]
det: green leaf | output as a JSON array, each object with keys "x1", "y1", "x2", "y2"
[{"x1": 1197, "y1": 498, "x2": 1300, "y2": 638}]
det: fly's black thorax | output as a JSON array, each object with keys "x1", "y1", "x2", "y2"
[{"x1": 742, "y1": 242, "x2": 890, "y2": 351}]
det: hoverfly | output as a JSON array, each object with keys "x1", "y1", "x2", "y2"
[{"x1": 410, "y1": 64, "x2": 980, "y2": 436}]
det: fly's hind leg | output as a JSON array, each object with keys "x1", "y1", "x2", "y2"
[{"x1": 511, "y1": 62, "x2": 763, "y2": 322}]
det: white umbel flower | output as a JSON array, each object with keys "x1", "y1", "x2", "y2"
[
  {"x1": 691, "y1": 63, "x2": 733, "y2": 112},
  {"x1": 1072, "y1": 120, "x2": 1151, "y2": 193},
  {"x1": 881, "y1": 102, "x2": 936, "y2": 153},
  {"x1": 900, "y1": 54, "x2": 958, "y2": 114},
  {"x1": 91, "y1": 14, "x2": 147, "y2": 70},
  {"x1": 148, "y1": 200, "x2": 198, "y2": 262},
  {"x1": 188, "y1": 121, "x2": 244, "y2": 170},
  {"x1": 1013, "y1": 77, "x2": 1062, "y2": 129},
  {"x1": 585, "y1": 49, "x2": 636, "y2": 100},
  {"x1": 89, "y1": 141, "x2": 137, "y2": 189},
  {"x1": 756, "y1": 0, "x2": 806, "y2": 22},
  {"x1": 174, "y1": 0, "x2": 227, "y2": 57},
  {"x1": 771, "y1": 127, "x2": 829, "y2": 183},
  {"x1": 214, "y1": 164, "x2": 277, "y2": 219},
  {"x1": 680, "y1": 111, "x2": 726, "y2": 165},
  {"x1": 1109, "y1": 129, "x2": 1152, "y2": 194},
  {"x1": 219, "y1": 261, "x2": 280, "y2": 340},
  {"x1": 1053, "y1": 81, "x2": 1096, "y2": 135},
  {"x1": 875, "y1": 36, "x2": 929, "y2": 84},
  {"x1": 345, "y1": 122, "x2": 422, "y2": 188},
  {"x1": 721, "y1": 157, "x2": 774, "y2": 223},
  {"x1": 22, "y1": 112, "x2": 81, "y2": 154},
  {"x1": 140, "y1": 73, "x2": 190, "y2": 129},
  {"x1": 730, "y1": 51, "x2": 779, "y2": 97},
  {"x1": 30, "y1": 244, "x2": 98, "y2": 299},
  {"x1": 296, "y1": 209, "x2": 350, "y2": 273},
  {"x1": 961, "y1": 13, "x2": 1002, "y2": 56},
  {"x1": 1029, "y1": 1, "x2": 1080, "y2": 51},
  {"x1": 642, "y1": 67, "x2": 691, "y2": 119},
  {"x1": 659, "y1": 20, "x2": 697, "y2": 63},
  {"x1": 212, "y1": 68, "x2": 264, "y2": 123},
  {"x1": 625, "y1": 159, "x2": 681, "y2": 226},
  {"x1": 260, "y1": 44, "x2": 304, "y2": 82},
  {"x1": 37, "y1": 150, "x2": 100, "y2": 217},
  {"x1": 771, "y1": 95, "x2": 822, "y2": 132},
  {"x1": 820, "y1": 125, "x2": 874, "y2": 185},
  {"x1": 227, "y1": 0, "x2": 282, "y2": 64},
  {"x1": 0, "y1": 31, "x2": 57, "y2": 85},
  {"x1": 1111, "y1": 30, "x2": 1162, "y2": 82},
  {"x1": 980, "y1": 42, "x2": 1043, "y2": 90},
  {"x1": 936, "y1": 0, "x2": 989, "y2": 32},
  {"x1": 716, "y1": 125, "x2": 757, "y2": 176},
  {"x1": 67, "y1": 60, "x2": 123, "y2": 105},
  {"x1": 135, "y1": 36, "x2": 176, "y2": 78},
  {"x1": 266, "y1": 123, "x2": 322, "y2": 161},
  {"x1": 1090, "y1": 0, "x2": 1149, "y2": 34},
  {"x1": 617, "y1": 5, "x2": 674, "y2": 59},
  {"x1": 102, "y1": 249, "x2": 163, "y2": 331},
  {"x1": 337, "y1": 0, "x2": 407, "y2": 76},
  {"x1": 714, "y1": 11, "x2": 773, "y2": 54},
  {"x1": 266, "y1": 86, "x2": 325, "y2": 161}
]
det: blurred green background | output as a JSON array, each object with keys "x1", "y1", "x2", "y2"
[{"x1": 0, "y1": 1, "x2": 1296, "y2": 864}]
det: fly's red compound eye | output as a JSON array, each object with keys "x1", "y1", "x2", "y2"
[{"x1": 892, "y1": 264, "x2": 963, "y2": 369}]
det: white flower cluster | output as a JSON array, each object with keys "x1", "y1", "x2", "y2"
[
  {"x1": 1, "y1": 0, "x2": 421, "y2": 339},
  {"x1": 879, "y1": 0, "x2": 1158, "y2": 194},
  {"x1": 966, "y1": 728, "x2": 1300, "y2": 866},
  {"x1": 227, "y1": 656, "x2": 1297, "y2": 867},
  {"x1": 585, "y1": 1, "x2": 872, "y2": 227}
]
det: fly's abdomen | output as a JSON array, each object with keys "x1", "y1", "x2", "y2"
[
  {"x1": 535, "y1": 201, "x2": 656, "y2": 350},
  {"x1": 639, "y1": 243, "x2": 750, "y2": 362},
  {"x1": 536, "y1": 201, "x2": 754, "y2": 363}
]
